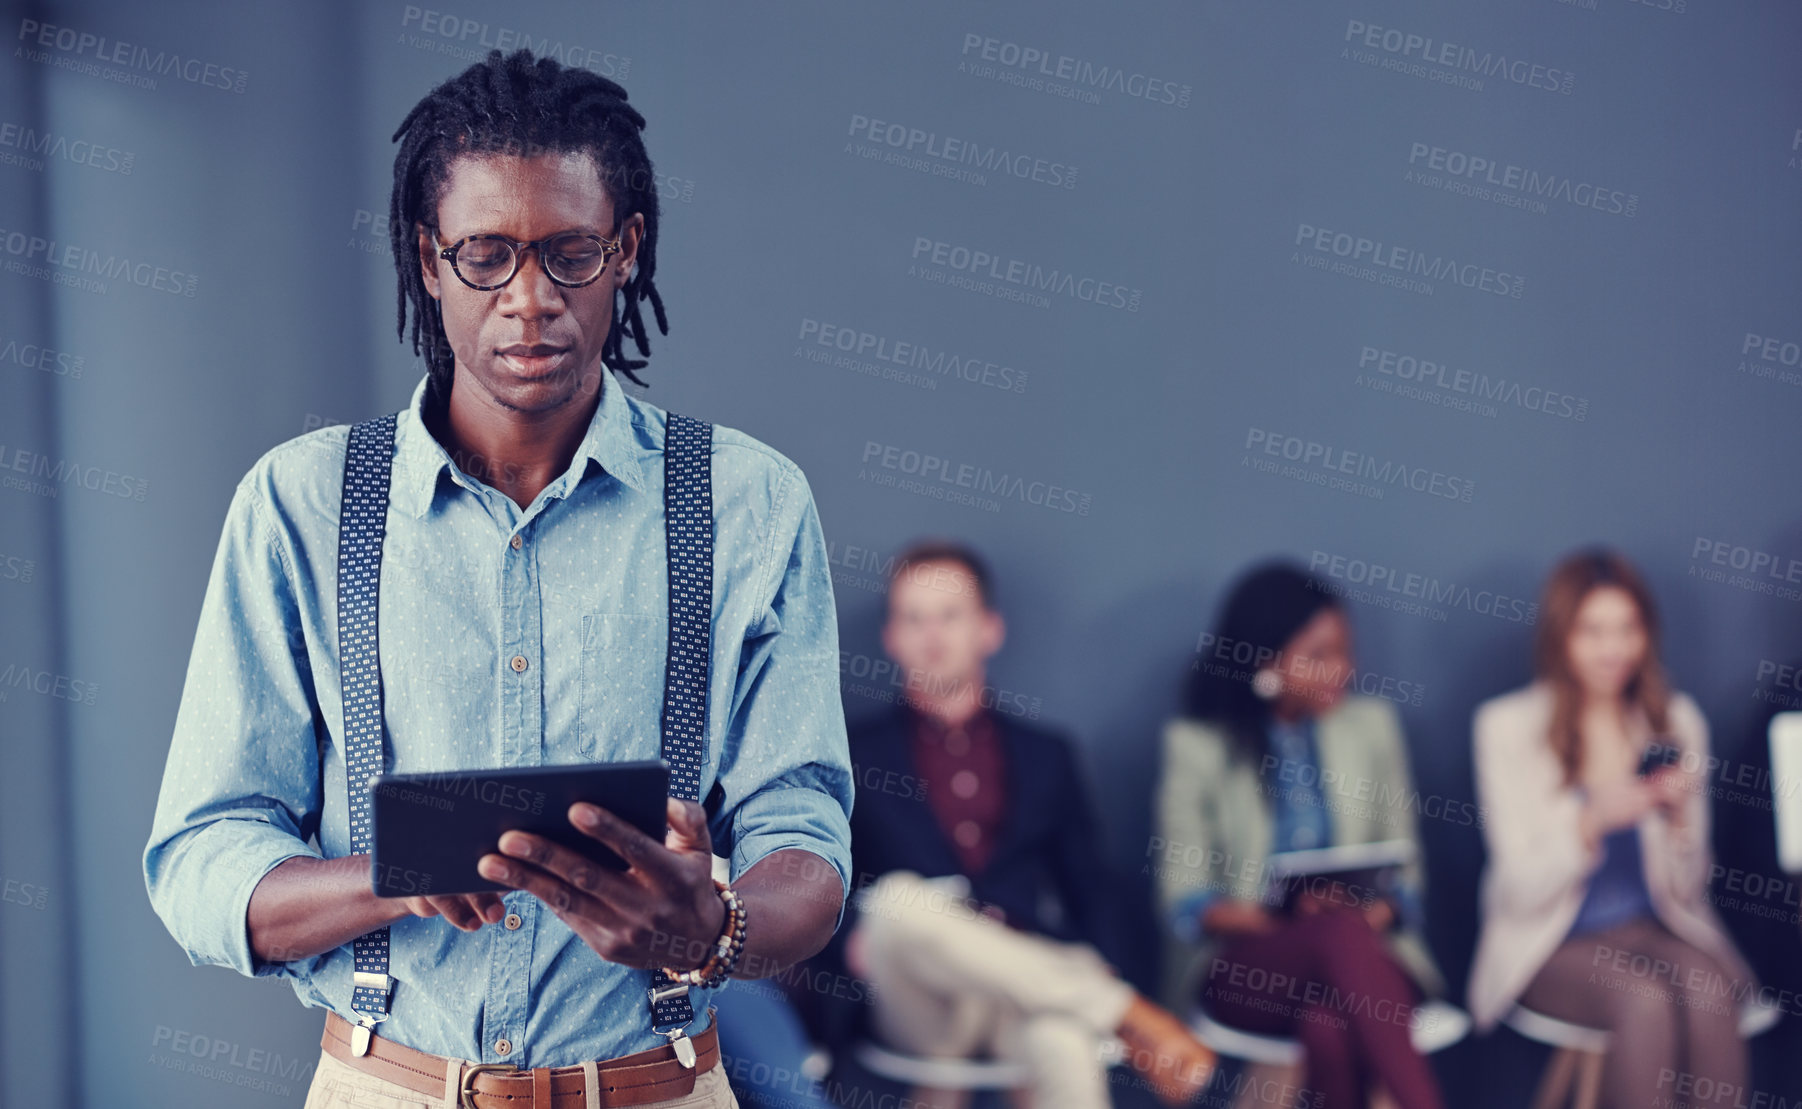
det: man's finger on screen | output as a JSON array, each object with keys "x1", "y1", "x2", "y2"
[
  {"x1": 569, "y1": 802, "x2": 677, "y2": 881},
  {"x1": 491, "y1": 829, "x2": 634, "y2": 904},
  {"x1": 476, "y1": 847, "x2": 610, "y2": 921},
  {"x1": 427, "y1": 895, "x2": 485, "y2": 931}
]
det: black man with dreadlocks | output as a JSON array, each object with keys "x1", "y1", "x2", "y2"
[{"x1": 144, "y1": 49, "x2": 852, "y2": 1109}]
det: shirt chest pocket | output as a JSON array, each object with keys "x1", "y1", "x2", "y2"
[{"x1": 577, "y1": 613, "x2": 667, "y2": 762}]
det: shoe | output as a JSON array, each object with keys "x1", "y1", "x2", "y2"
[{"x1": 1113, "y1": 993, "x2": 1217, "y2": 1106}]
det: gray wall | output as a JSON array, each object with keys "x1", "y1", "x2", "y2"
[{"x1": 2, "y1": 1, "x2": 1799, "y2": 1105}]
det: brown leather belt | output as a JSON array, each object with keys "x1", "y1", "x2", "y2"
[{"x1": 321, "y1": 1009, "x2": 720, "y2": 1108}]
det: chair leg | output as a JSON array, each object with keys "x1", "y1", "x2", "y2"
[
  {"x1": 1572, "y1": 1051, "x2": 1604, "y2": 1109},
  {"x1": 1530, "y1": 1047, "x2": 1579, "y2": 1109},
  {"x1": 1233, "y1": 1062, "x2": 1303, "y2": 1109}
]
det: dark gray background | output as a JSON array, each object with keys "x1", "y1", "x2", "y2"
[{"x1": 3, "y1": 1, "x2": 1799, "y2": 1105}]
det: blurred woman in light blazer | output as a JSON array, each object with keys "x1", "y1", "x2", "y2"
[
  {"x1": 1467, "y1": 548, "x2": 1757, "y2": 1105},
  {"x1": 1156, "y1": 561, "x2": 1447, "y2": 1109}
]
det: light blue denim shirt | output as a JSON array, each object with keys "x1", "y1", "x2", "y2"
[{"x1": 143, "y1": 370, "x2": 855, "y2": 1068}]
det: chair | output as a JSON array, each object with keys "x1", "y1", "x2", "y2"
[
  {"x1": 1505, "y1": 998, "x2": 1783, "y2": 1109},
  {"x1": 1769, "y1": 712, "x2": 1802, "y2": 873},
  {"x1": 1190, "y1": 999, "x2": 1470, "y2": 1109},
  {"x1": 851, "y1": 1036, "x2": 1126, "y2": 1109},
  {"x1": 1502, "y1": 1005, "x2": 1609, "y2": 1109},
  {"x1": 853, "y1": 1040, "x2": 1030, "y2": 1089}
]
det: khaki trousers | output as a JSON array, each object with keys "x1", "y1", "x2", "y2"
[
  {"x1": 299, "y1": 1039, "x2": 738, "y2": 1109},
  {"x1": 854, "y1": 871, "x2": 1135, "y2": 1109}
]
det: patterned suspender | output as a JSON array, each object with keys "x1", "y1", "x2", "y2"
[
  {"x1": 647, "y1": 411, "x2": 715, "y2": 1060},
  {"x1": 338, "y1": 413, "x2": 398, "y2": 1056},
  {"x1": 334, "y1": 406, "x2": 715, "y2": 1061}
]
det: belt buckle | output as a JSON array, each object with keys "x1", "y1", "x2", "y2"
[{"x1": 459, "y1": 1061, "x2": 520, "y2": 1109}]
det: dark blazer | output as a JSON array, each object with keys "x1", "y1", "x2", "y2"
[
  {"x1": 845, "y1": 700, "x2": 1120, "y2": 957},
  {"x1": 792, "y1": 702, "x2": 1122, "y2": 1049}
]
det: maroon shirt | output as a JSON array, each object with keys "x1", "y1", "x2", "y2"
[{"x1": 906, "y1": 701, "x2": 1008, "y2": 876}]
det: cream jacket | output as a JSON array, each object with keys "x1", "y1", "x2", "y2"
[{"x1": 1465, "y1": 681, "x2": 1757, "y2": 1031}]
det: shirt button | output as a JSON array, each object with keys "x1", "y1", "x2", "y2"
[
  {"x1": 951, "y1": 770, "x2": 980, "y2": 799},
  {"x1": 495, "y1": 1038, "x2": 513, "y2": 1056},
  {"x1": 504, "y1": 912, "x2": 522, "y2": 930},
  {"x1": 509, "y1": 533, "x2": 522, "y2": 550},
  {"x1": 510, "y1": 655, "x2": 528, "y2": 673},
  {"x1": 954, "y1": 820, "x2": 983, "y2": 848}
]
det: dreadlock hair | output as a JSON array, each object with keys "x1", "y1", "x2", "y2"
[{"x1": 389, "y1": 48, "x2": 669, "y2": 403}]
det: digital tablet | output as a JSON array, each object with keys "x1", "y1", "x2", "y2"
[
  {"x1": 1259, "y1": 839, "x2": 1414, "y2": 916},
  {"x1": 369, "y1": 760, "x2": 669, "y2": 897}
]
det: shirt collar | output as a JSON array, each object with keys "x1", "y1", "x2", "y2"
[
  {"x1": 902, "y1": 698, "x2": 997, "y2": 743},
  {"x1": 391, "y1": 369, "x2": 648, "y2": 519}
]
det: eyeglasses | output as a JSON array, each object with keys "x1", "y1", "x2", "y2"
[{"x1": 434, "y1": 227, "x2": 623, "y2": 291}]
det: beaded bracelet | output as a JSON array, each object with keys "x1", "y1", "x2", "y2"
[{"x1": 662, "y1": 879, "x2": 747, "y2": 989}]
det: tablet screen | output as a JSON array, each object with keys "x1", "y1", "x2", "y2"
[{"x1": 369, "y1": 759, "x2": 670, "y2": 897}]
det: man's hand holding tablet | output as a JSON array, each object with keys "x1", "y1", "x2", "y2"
[
  {"x1": 373, "y1": 760, "x2": 727, "y2": 971},
  {"x1": 473, "y1": 796, "x2": 727, "y2": 972}
]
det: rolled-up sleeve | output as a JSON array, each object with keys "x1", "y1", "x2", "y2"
[
  {"x1": 709, "y1": 462, "x2": 854, "y2": 927},
  {"x1": 142, "y1": 471, "x2": 325, "y2": 980}
]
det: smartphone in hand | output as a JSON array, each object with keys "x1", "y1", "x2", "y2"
[{"x1": 1637, "y1": 738, "x2": 1683, "y2": 778}]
